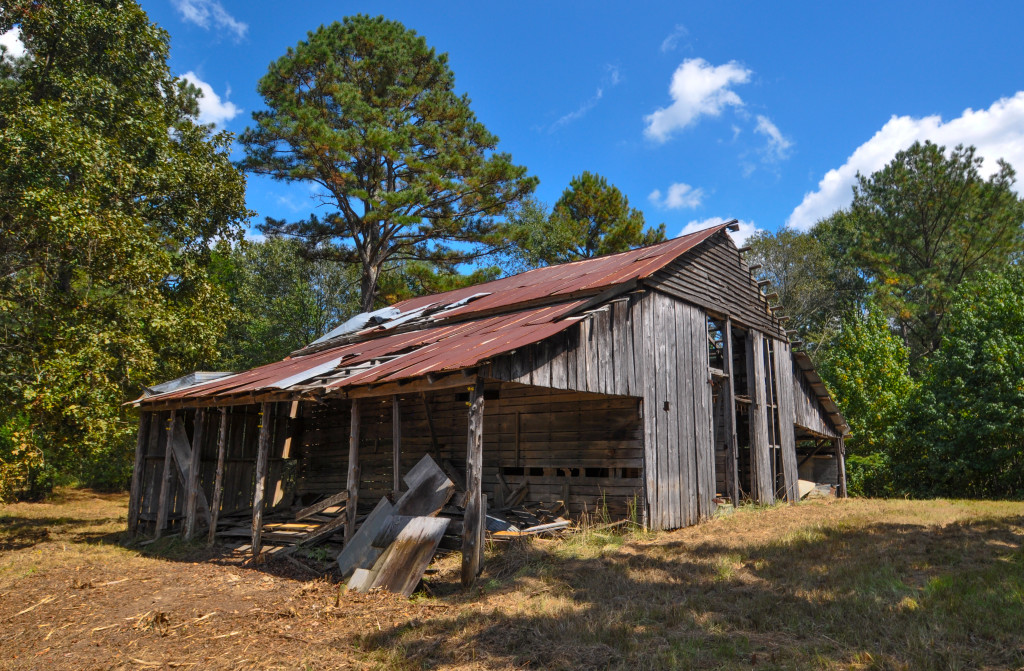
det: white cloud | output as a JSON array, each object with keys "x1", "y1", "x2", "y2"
[
  {"x1": 644, "y1": 58, "x2": 752, "y2": 143},
  {"x1": 550, "y1": 88, "x2": 603, "y2": 132},
  {"x1": 181, "y1": 71, "x2": 241, "y2": 126},
  {"x1": 0, "y1": 27, "x2": 25, "y2": 59},
  {"x1": 171, "y1": 0, "x2": 247, "y2": 40},
  {"x1": 787, "y1": 92, "x2": 1024, "y2": 231},
  {"x1": 660, "y1": 24, "x2": 688, "y2": 53},
  {"x1": 649, "y1": 182, "x2": 705, "y2": 210},
  {"x1": 548, "y1": 65, "x2": 622, "y2": 133},
  {"x1": 754, "y1": 115, "x2": 792, "y2": 161},
  {"x1": 607, "y1": 64, "x2": 621, "y2": 86},
  {"x1": 680, "y1": 216, "x2": 762, "y2": 247}
]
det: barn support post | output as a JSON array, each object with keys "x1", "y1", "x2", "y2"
[
  {"x1": 836, "y1": 436, "x2": 848, "y2": 498},
  {"x1": 208, "y1": 407, "x2": 229, "y2": 546},
  {"x1": 392, "y1": 395, "x2": 402, "y2": 500},
  {"x1": 420, "y1": 392, "x2": 440, "y2": 458},
  {"x1": 251, "y1": 402, "x2": 274, "y2": 557},
  {"x1": 722, "y1": 318, "x2": 740, "y2": 507},
  {"x1": 154, "y1": 411, "x2": 177, "y2": 539},
  {"x1": 747, "y1": 330, "x2": 774, "y2": 504},
  {"x1": 462, "y1": 377, "x2": 485, "y2": 587},
  {"x1": 127, "y1": 412, "x2": 151, "y2": 538},
  {"x1": 774, "y1": 340, "x2": 799, "y2": 503},
  {"x1": 345, "y1": 398, "x2": 361, "y2": 541},
  {"x1": 182, "y1": 408, "x2": 206, "y2": 541}
]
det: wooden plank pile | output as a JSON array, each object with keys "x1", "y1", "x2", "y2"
[
  {"x1": 212, "y1": 490, "x2": 350, "y2": 552},
  {"x1": 340, "y1": 454, "x2": 454, "y2": 597}
]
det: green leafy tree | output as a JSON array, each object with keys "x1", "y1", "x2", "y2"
[
  {"x1": 504, "y1": 173, "x2": 665, "y2": 268},
  {"x1": 0, "y1": 1, "x2": 249, "y2": 496},
  {"x1": 212, "y1": 237, "x2": 360, "y2": 371},
  {"x1": 746, "y1": 221, "x2": 866, "y2": 343},
  {"x1": 840, "y1": 141, "x2": 1024, "y2": 363},
  {"x1": 816, "y1": 308, "x2": 916, "y2": 496},
  {"x1": 240, "y1": 15, "x2": 536, "y2": 312},
  {"x1": 897, "y1": 267, "x2": 1024, "y2": 498}
]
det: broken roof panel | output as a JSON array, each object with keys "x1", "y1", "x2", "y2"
[{"x1": 136, "y1": 300, "x2": 587, "y2": 406}]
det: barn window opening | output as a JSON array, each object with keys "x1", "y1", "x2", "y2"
[{"x1": 585, "y1": 467, "x2": 610, "y2": 478}]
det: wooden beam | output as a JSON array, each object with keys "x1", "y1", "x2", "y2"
[
  {"x1": 342, "y1": 373, "x2": 476, "y2": 400},
  {"x1": 836, "y1": 436, "x2": 848, "y2": 498},
  {"x1": 208, "y1": 408, "x2": 229, "y2": 546},
  {"x1": 797, "y1": 439, "x2": 828, "y2": 469},
  {"x1": 722, "y1": 318, "x2": 740, "y2": 508},
  {"x1": 127, "y1": 412, "x2": 151, "y2": 538},
  {"x1": 420, "y1": 392, "x2": 439, "y2": 458},
  {"x1": 182, "y1": 409, "x2": 206, "y2": 541},
  {"x1": 346, "y1": 398, "x2": 361, "y2": 542},
  {"x1": 462, "y1": 376, "x2": 485, "y2": 587},
  {"x1": 747, "y1": 331, "x2": 773, "y2": 504},
  {"x1": 392, "y1": 395, "x2": 402, "y2": 499},
  {"x1": 154, "y1": 411, "x2": 176, "y2": 540},
  {"x1": 251, "y1": 402, "x2": 274, "y2": 557}
]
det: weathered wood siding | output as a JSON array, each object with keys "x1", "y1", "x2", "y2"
[
  {"x1": 647, "y1": 231, "x2": 786, "y2": 338},
  {"x1": 136, "y1": 404, "x2": 296, "y2": 533},
  {"x1": 792, "y1": 363, "x2": 838, "y2": 438},
  {"x1": 773, "y1": 339, "x2": 799, "y2": 502},
  {"x1": 746, "y1": 331, "x2": 774, "y2": 503},
  {"x1": 296, "y1": 385, "x2": 644, "y2": 520},
  {"x1": 488, "y1": 290, "x2": 716, "y2": 530}
]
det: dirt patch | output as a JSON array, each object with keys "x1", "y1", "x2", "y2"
[{"x1": 2, "y1": 492, "x2": 1024, "y2": 669}]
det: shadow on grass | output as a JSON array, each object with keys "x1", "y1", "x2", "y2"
[
  {"x1": 0, "y1": 515, "x2": 127, "y2": 551},
  {"x1": 359, "y1": 516, "x2": 1024, "y2": 670}
]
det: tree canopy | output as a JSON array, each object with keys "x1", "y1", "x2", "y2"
[
  {"x1": 240, "y1": 15, "x2": 536, "y2": 312},
  {"x1": 896, "y1": 266, "x2": 1024, "y2": 498},
  {"x1": 211, "y1": 238, "x2": 359, "y2": 371},
  {"x1": 0, "y1": 0, "x2": 249, "y2": 497},
  {"x1": 502, "y1": 172, "x2": 666, "y2": 269},
  {"x1": 841, "y1": 141, "x2": 1024, "y2": 361}
]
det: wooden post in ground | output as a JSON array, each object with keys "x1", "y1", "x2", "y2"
[
  {"x1": 747, "y1": 330, "x2": 773, "y2": 504},
  {"x1": 127, "y1": 412, "x2": 151, "y2": 538},
  {"x1": 462, "y1": 377, "x2": 485, "y2": 587},
  {"x1": 208, "y1": 407, "x2": 229, "y2": 546},
  {"x1": 345, "y1": 398, "x2": 361, "y2": 542},
  {"x1": 183, "y1": 409, "x2": 206, "y2": 541},
  {"x1": 722, "y1": 318, "x2": 740, "y2": 507},
  {"x1": 251, "y1": 402, "x2": 274, "y2": 557},
  {"x1": 155, "y1": 411, "x2": 177, "y2": 539},
  {"x1": 836, "y1": 436, "x2": 848, "y2": 498},
  {"x1": 392, "y1": 395, "x2": 402, "y2": 500}
]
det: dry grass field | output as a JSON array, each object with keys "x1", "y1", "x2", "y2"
[{"x1": 1, "y1": 490, "x2": 1023, "y2": 670}]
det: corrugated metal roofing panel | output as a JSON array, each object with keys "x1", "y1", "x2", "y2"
[{"x1": 137, "y1": 301, "x2": 587, "y2": 406}]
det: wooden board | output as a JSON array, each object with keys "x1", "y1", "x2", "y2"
[{"x1": 359, "y1": 516, "x2": 450, "y2": 597}]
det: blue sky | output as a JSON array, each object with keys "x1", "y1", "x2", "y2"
[{"x1": 87, "y1": 2, "x2": 1024, "y2": 244}]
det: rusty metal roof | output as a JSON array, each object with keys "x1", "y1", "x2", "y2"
[
  {"x1": 136, "y1": 300, "x2": 588, "y2": 407},
  {"x1": 386, "y1": 223, "x2": 728, "y2": 322},
  {"x1": 134, "y1": 224, "x2": 734, "y2": 408}
]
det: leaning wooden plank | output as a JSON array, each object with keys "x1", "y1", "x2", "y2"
[
  {"x1": 364, "y1": 517, "x2": 451, "y2": 598},
  {"x1": 491, "y1": 519, "x2": 571, "y2": 538},
  {"x1": 295, "y1": 512, "x2": 348, "y2": 547},
  {"x1": 394, "y1": 454, "x2": 455, "y2": 517},
  {"x1": 294, "y1": 490, "x2": 349, "y2": 522},
  {"x1": 336, "y1": 497, "x2": 395, "y2": 578},
  {"x1": 346, "y1": 568, "x2": 375, "y2": 593},
  {"x1": 170, "y1": 417, "x2": 212, "y2": 527}
]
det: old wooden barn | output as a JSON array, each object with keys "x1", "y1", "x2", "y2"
[{"x1": 128, "y1": 221, "x2": 849, "y2": 586}]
